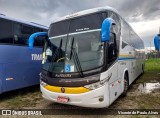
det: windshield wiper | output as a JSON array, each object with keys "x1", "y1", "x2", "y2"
[{"x1": 70, "y1": 37, "x2": 84, "y2": 77}]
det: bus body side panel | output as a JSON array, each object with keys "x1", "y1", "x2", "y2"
[
  {"x1": 120, "y1": 14, "x2": 145, "y2": 85},
  {"x1": 0, "y1": 45, "x2": 42, "y2": 93},
  {"x1": 0, "y1": 64, "x2": 4, "y2": 94},
  {"x1": 100, "y1": 62, "x2": 122, "y2": 105},
  {"x1": 119, "y1": 44, "x2": 144, "y2": 86}
]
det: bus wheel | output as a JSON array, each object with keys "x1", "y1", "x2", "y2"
[{"x1": 122, "y1": 73, "x2": 129, "y2": 97}]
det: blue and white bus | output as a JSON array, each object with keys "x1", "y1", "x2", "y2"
[
  {"x1": 0, "y1": 14, "x2": 48, "y2": 94},
  {"x1": 29, "y1": 6, "x2": 145, "y2": 108}
]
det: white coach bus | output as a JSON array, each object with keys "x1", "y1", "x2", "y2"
[{"x1": 29, "y1": 6, "x2": 145, "y2": 108}]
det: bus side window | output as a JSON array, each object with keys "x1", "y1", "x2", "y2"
[
  {"x1": 21, "y1": 24, "x2": 33, "y2": 34},
  {"x1": 12, "y1": 23, "x2": 26, "y2": 45},
  {"x1": 13, "y1": 35, "x2": 28, "y2": 45},
  {"x1": 0, "y1": 19, "x2": 13, "y2": 44}
]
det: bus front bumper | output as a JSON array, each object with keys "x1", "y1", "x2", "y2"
[{"x1": 40, "y1": 84, "x2": 110, "y2": 108}]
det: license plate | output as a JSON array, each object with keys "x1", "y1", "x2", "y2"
[{"x1": 57, "y1": 96, "x2": 69, "y2": 103}]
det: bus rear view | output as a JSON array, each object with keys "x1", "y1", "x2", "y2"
[{"x1": 30, "y1": 6, "x2": 144, "y2": 108}]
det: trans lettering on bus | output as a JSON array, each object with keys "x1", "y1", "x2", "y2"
[{"x1": 31, "y1": 54, "x2": 42, "y2": 61}]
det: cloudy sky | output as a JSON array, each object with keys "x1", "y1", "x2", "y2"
[{"x1": 0, "y1": 0, "x2": 160, "y2": 47}]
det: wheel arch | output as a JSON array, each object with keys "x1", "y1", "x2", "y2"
[{"x1": 122, "y1": 68, "x2": 129, "y2": 85}]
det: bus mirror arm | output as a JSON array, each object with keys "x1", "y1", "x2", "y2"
[
  {"x1": 28, "y1": 32, "x2": 48, "y2": 50},
  {"x1": 101, "y1": 18, "x2": 116, "y2": 42}
]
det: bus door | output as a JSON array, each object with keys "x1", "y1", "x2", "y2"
[
  {"x1": 107, "y1": 33, "x2": 121, "y2": 104},
  {"x1": 101, "y1": 17, "x2": 121, "y2": 104}
]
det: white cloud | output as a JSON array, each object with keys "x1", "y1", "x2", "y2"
[
  {"x1": 0, "y1": 0, "x2": 160, "y2": 48},
  {"x1": 130, "y1": 19, "x2": 160, "y2": 37},
  {"x1": 130, "y1": 19, "x2": 160, "y2": 47}
]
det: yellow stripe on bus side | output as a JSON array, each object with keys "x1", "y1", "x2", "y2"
[
  {"x1": 44, "y1": 85, "x2": 90, "y2": 94},
  {"x1": 119, "y1": 54, "x2": 135, "y2": 58},
  {"x1": 119, "y1": 54, "x2": 135, "y2": 57}
]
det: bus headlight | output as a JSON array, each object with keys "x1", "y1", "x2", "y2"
[
  {"x1": 84, "y1": 74, "x2": 112, "y2": 90},
  {"x1": 40, "y1": 80, "x2": 48, "y2": 87},
  {"x1": 84, "y1": 78, "x2": 108, "y2": 90}
]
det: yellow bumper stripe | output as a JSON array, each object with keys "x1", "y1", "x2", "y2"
[{"x1": 44, "y1": 85, "x2": 90, "y2": 94}]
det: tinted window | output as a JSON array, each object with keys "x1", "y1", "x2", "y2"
[
  {"x1": 21, "y1": 25, "x2": 33, "y2": 34},
  {"x1": 49, "y1": 20, "x2": 70, "y2": 37},
  {"x1": 13, "y1": 35, "x2": 27, "y2": 45},
  {"x1": 14, "y1": 24, "x2": 47, "y2": 46},
  {"x1": 0, "y1": 18, "x2": 47, "y2": 46},
  {"x1": 69, "y1": 13, "x2": 102, "y2": 33},
  {"x1": 130, "y1": 29, "x2": 144, "y2": 49},
  {"x1": 101, "y1": 12, "x2": 108, "y2": 20},
  {"x1": 0, "y1": 18, "x2": 13, "y2": 44},
  {"x1": 13, "y1": 23, "x2": 21, "y2": 35},
  {"x1": 49, "y1": 13, "x2": 105, "y2": 37},
  {"x1": 122, "y1": 20, "x2": 144, "y2": 49},
  {"x1": 34, "y1": 27, "x2": 46, "y2": 32},
  {"x1": 122, "y1": 21, "x2": 130, "y2": 44},
  {"x1": 13, "y1": 23, "x2": 27, "y2": 45}
]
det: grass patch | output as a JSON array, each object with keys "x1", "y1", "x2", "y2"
[
  {"x1": 145, "y1": 59, "x2": 160, "y2": 72},
  {"x1": 133, "y1": 59, "x2": 160, "y2": 109},
  {"x1": 135, "y1": 93, "x2": 160, "y2": 109},
  {"x1": 136, "y1": 59, "x2": 160, "y2": 83},
  {"x1": 4, "y1": 91, "x2": 41, "y2": 108},
  {"x1": 0, "y1": 85, "x2": 41, "y2": 108}
]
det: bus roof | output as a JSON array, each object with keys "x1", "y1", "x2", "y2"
[
  {"x1": 0, "y1": 13, "x2": 48, "y2": 29},
  {"x1": 52, "y1": 6, "x2": 143, "y2": 44},
  {"x1": 54, "y1": 6, "x2": 119, "y2": 23}
]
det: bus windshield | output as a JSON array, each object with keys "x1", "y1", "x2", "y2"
[{"x1": 43, "y1": 13, "x2": 106, "y2": 74}]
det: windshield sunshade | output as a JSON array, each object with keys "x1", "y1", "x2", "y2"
[{"x1": 49, "y1": 13, "x2": 105, "y2": 37}]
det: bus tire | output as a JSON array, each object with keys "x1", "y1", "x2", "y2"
[{"x1": 122, "y1": 73, "x2": 129, "y2": 97}]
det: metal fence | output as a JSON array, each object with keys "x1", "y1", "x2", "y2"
[{"x1": 146, "y1": 51, "x2": 160, "y2": 59}]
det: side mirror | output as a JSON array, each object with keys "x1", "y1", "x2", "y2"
[
  {"x1": 28, "y1": 32, "x2": 48, "y2": 50},
  {"x1": 154, "y1": 34, "x2": 160, "y2": 51},
  {"x1": 101, "y1": 18, "x2": 116, "y2": 42}
]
